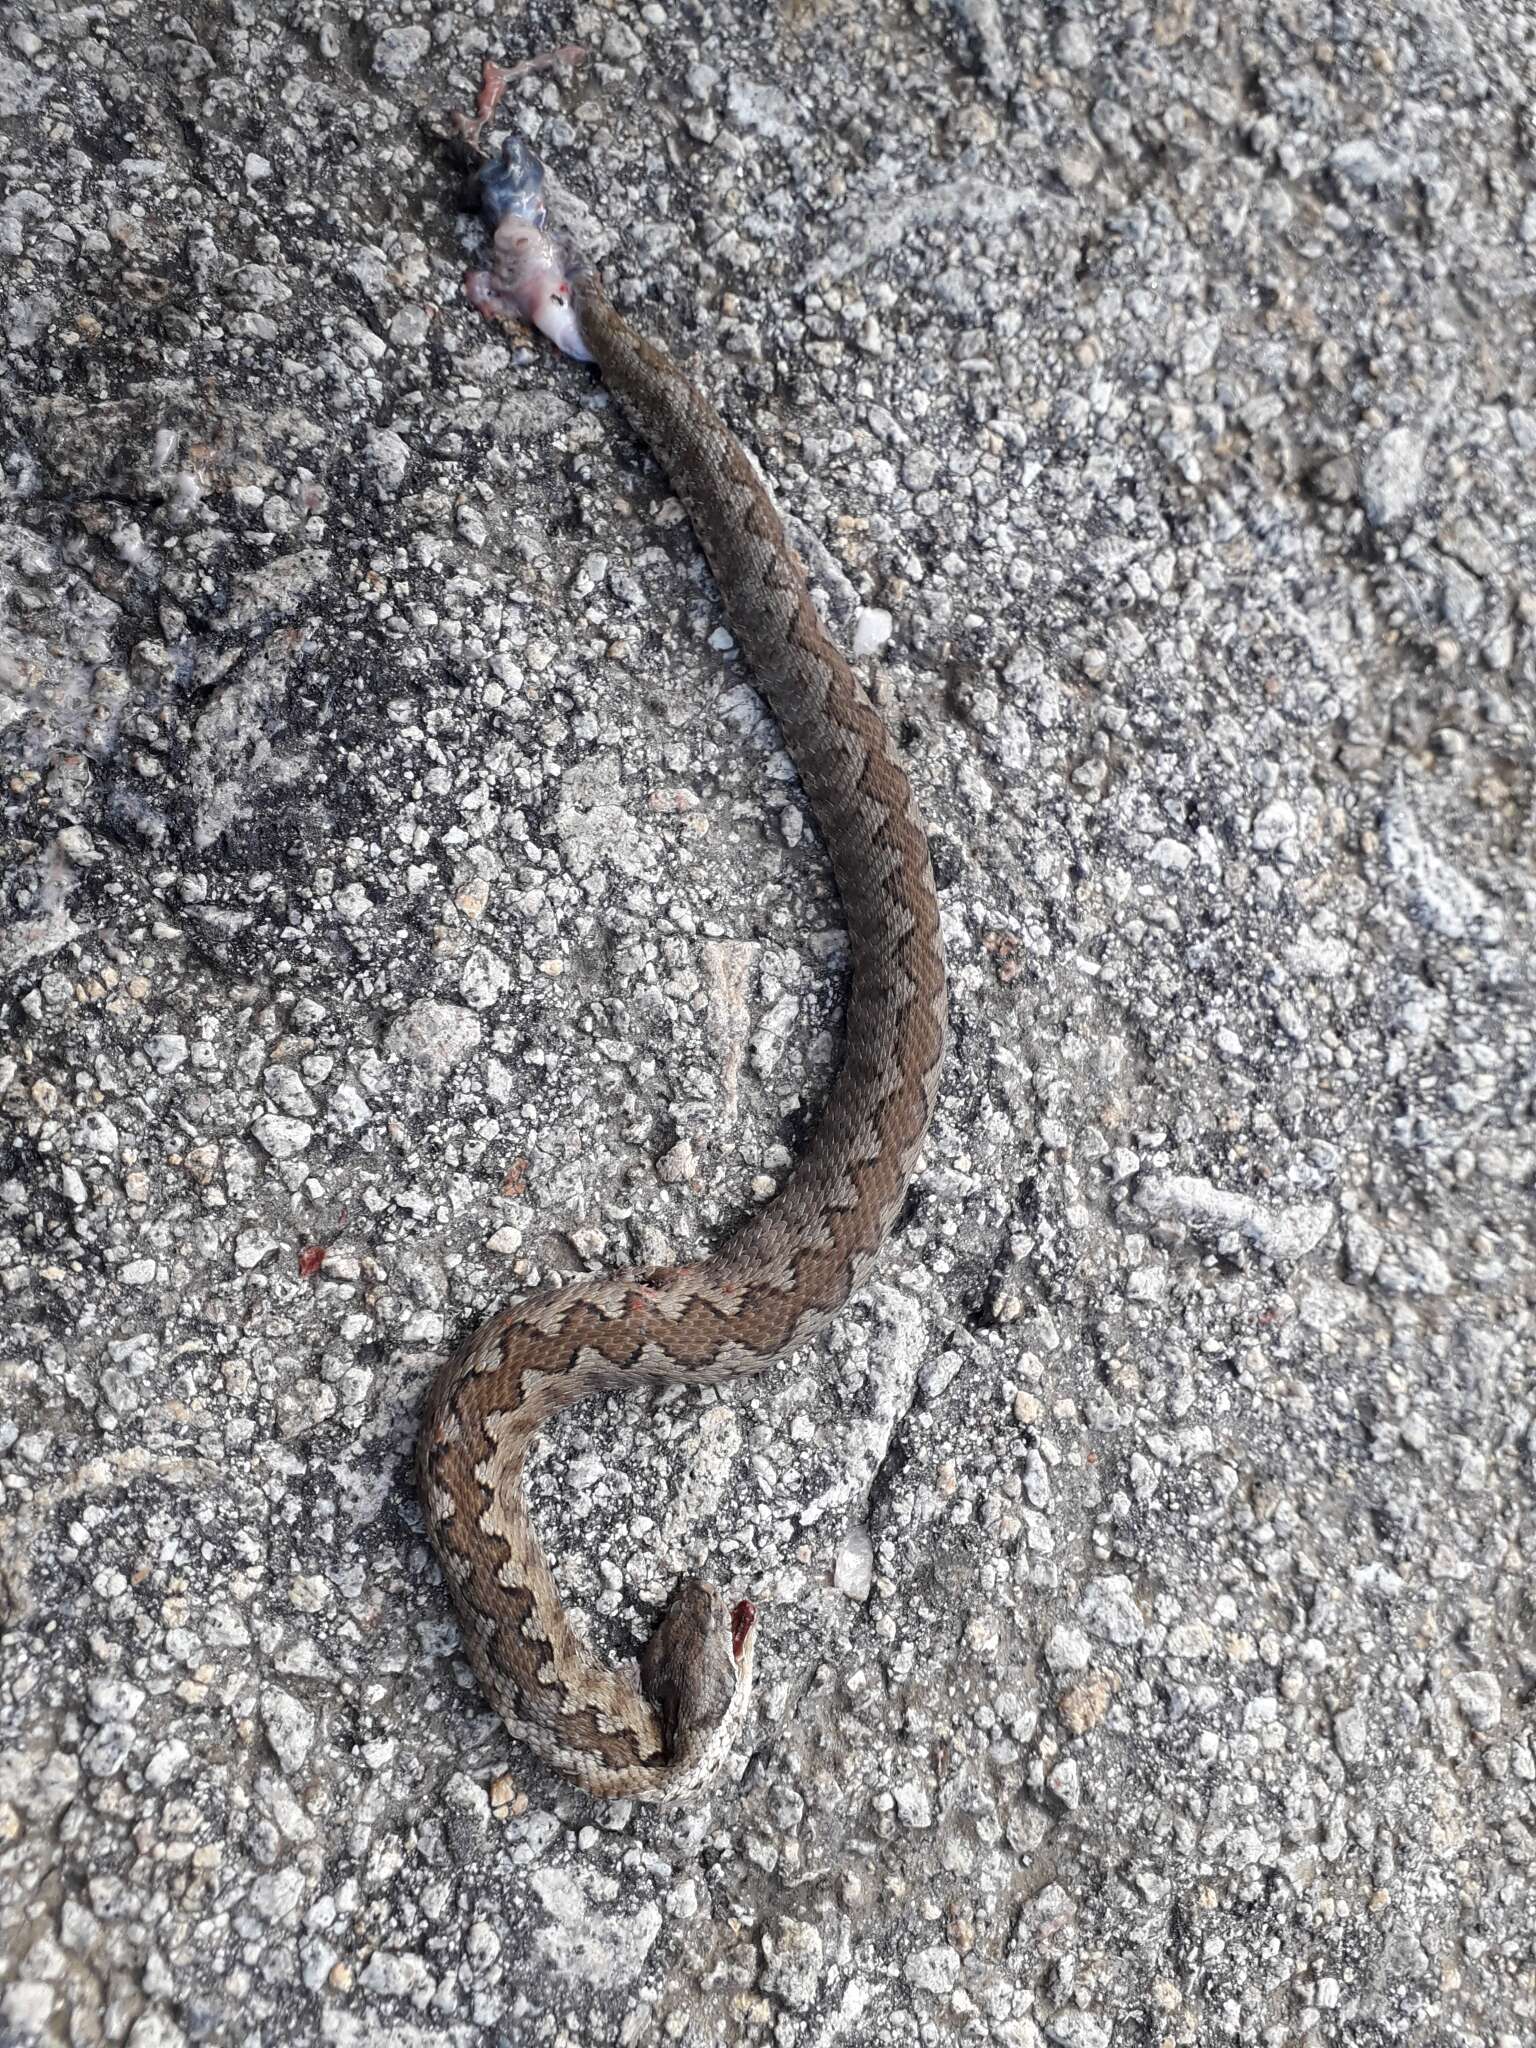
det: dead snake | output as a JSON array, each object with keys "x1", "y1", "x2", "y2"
[{"x1": 418, "y1": 124, "x2": 947, "y2": 1801}]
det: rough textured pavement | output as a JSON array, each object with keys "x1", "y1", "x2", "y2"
[{"x1": 3, "y1": 3, "x2": 1534, "y2": 2044}]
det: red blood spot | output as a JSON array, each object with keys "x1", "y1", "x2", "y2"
[
  {"x1": 731, "y1": 1599, "x2": 756, "y2": 1660},
  {"x1": 298, "y1": 1245, "x2": 325, "y2": 1279}
]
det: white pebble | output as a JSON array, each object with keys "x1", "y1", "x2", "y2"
[{"x1": 851, "y1": 607, "x2": 893, "y2": 657}]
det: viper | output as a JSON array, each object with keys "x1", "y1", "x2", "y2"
[{"x1": 418, "y1": 83, "x2": 947, "y2": 1800}]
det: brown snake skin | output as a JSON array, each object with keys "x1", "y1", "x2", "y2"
[{"x1": 418, "y1": 135, "x2": 948, "y2": 1800}]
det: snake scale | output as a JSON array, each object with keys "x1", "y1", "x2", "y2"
[{"x1": 417, "y1": 102, "x2": 947, "y2": 1801}]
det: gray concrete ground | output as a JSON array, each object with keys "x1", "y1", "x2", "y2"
[{"x1": 2, "y1": 2, "x2": 1534, "y2": 2044}]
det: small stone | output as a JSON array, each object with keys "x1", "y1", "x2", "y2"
[
  {"x1": 327, "y1": 1083, "x2": 370, "y2": 1133},
  {"x1": 656, "y1": 1138, "x2": 696, "y2": 1185},
  {"x1": 1151, "y1": 837, "x2": 1193, "y2": 872},
  {"x1": 904, "y1": 1942, "x2": 961, "y2": 1994},
  {"x1": 965, "y1": 1612, "x2": 1003, "y2": 1663},
  {"x1": 261, "y1": 1688, "x2": 316, "y2": 1774},
  {"x1": 461, "y1": 948, "x2": 510, "y2": 1012},
  {"x1": 1139, "y1": 1173, "x2": 1332, "y2": 1263},
  {"x1": 1166, "y1": 1619, "x2": 1216, "y2": 1659},
  {"x1": 359, "y1": 1950, "x2": 431, "y2": 1997},
  {"x1": 603, "y1": 19, "x2": 642, "y2": 60},
  {"x1": 80, "y1": 1722, "x2": 134, "y2": 1778},
  {"x1": 249, "y1": 1866, "x2": 306, "y2": 1920},
  {"x1": 365, "y1": 427, "x2": 411, "y2": 495},
  {"x1": 1026, "y1": 1451, "x2": 1051, "y2": 1509},
  {"x1": 77, "y1": 1112, "x2": 118, "y2": 1155},
  {"x1": 386, "y1": 1000, "x2": 482, "y2": 1078},
  {"x1": 1078, "y1": 1576, "x2": 1144, "y2": 1646},
  {"x1": 251, "y1": 1113, "x2": 313, "y2": 1160},
  {"x1": 1251, "y1": 798, "x2": 1298, "y2": 855},
  {"x1": 1014, "y1": 1885, "x2": 1077, "y2": 1963},
  {"x1": 3, "y1": 1984, "x2": 56, "y2": 2030},
  {"x1": 333, "y1": 883, "x2": 371, "y2": 921},
  {"x1": 1047, "y1": 2013, "x2": 1110, "y2": 2048},
  {"x1": 372, "y1": 26, "x2": 430, "y2": 80},
  {"x1": 893, "y1": 1779, "x2": 933, "y2": 1828},
  {"x1": 1047, "y1": 1758, "x2": 1081, "y2": 1809},
  {"x1": 12, "y1": 1751, "x2": 78, "y2": 1821},
  {"x1": 1375, "y1": 1244, "x2": 1452, "y2": 1297},
  {"x1": 760, "y1": 1916, "x2": 824, "y2": 2012},
  {"x1": 87, "y1": 1679, "x2": 144, "y2": 1722},
  {"x1": 528, "y1": 1868, "x2": 662, "y2": 1986},
  {"x1": 1451, "y1": 1672, "x2": 1501, "y2": 1732},
  {"x1": 126, "y1": 2016, "x2": 187, "y2": 2048},
  {"x1": 833, "y1": 1523, "x2": 874, "y2": 1601},
  {"x1": 1057, "y1": 1676, "x2": 1112, "y2": 1736},
  {"x1": 264, "y1": 1068, "x2": 317, "y2": 1119},
  {"x1": 1330, "y1": 139, "x2": 1402, "y2": 191},
  {"x1": 1054, "y1": 144, "x2": 1100, "y2": 192},
  {"x1": 1046, "y1": 1624, "x2": 1092, "y2": 1674},
  {"x1": 145, "y1": 1739, "x2": 190, "y2": 1789},
  {"x1": 235, "y1": 1231, "x2": 282, "y2": 1271},
  {"x1": 851, "y1": 607, "x2": 893, "y2": 657},
  {"x1": 1382, "y1": 798, "x2": 1499, "y2": 945},
  {"x1": 388, "y1": 306, "x2": 431, "y2": 350},
  {"x1": 1054, "y1": 20, "x2": 1094, "y2": 68},
  {"x1": 1182, "y1": 318, "x2": 1221, "y2": 377},
  {"x1": 1333, "y1": 1706, "x2": 1367, "y2": 1765},
  {"x1": 1361, "y1": 426, "x2": 1426, "y2": 527},
  {"x1": 921, "y1": 1349, "x2": 963, "y2": 1400},
  {"x1": 144, "y1": 1033, "x2": 189, "y2": 1074}
]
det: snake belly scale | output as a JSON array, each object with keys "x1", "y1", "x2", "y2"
[{"x1": 417, "y1": 120, "x2": 947, "y2": 1801}]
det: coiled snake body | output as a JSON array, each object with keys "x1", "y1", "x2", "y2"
[{"x1": 418, "y1": 121, "x2": 947, "y2": 1800}]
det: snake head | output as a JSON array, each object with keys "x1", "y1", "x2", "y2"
[{"x1": 639, "y1": 1577, "x2": 757, "y2": 1781}]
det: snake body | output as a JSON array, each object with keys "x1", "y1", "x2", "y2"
[{"x1": 418, "y1": 131, "x2": 947, "y2": 1800}]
